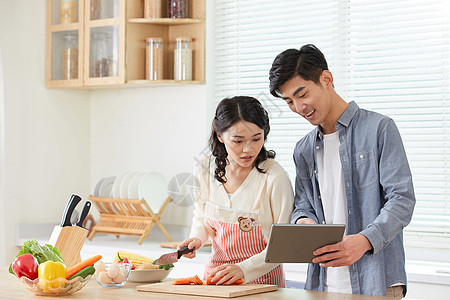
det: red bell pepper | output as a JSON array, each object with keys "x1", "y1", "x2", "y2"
[{"x1": 12, "y1": 253, "x2": 39, "y2": 280}]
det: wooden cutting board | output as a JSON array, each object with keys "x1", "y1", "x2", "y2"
[{"x1": 137, "y1": 282, "x2": 278, "y2": 298}]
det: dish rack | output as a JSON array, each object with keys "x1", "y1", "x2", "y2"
[{"x1": 87, "y1": 195, "x2": 173, "y2": 244}]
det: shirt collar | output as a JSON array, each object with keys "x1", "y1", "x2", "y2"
[
  {"x1": 315, "y1": 101, "x2": 359, "y2": 140},
  {"x1": 337, "y1": 101, "x2": 359, "y2": 127}
]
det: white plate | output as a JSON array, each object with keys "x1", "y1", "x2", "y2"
[
  {"x1": 99, "y1": 176, "x2": 116, "y2": 198},
  {"x1": 128, "y1": 268, "x2": 171, "y2": 283},
  {"x1": 112, "y1": 172, "x2": 131, "y2": 199},
  {"x1": 120, "y1": 172, "x2": 137, "y2": 199},
  {"x1": 128, "y1": 172, "x2": 145, "y2": 200},
  {"x1": 138, "y1": 172, "x2": 168, "y2": 212},
  {"x1": 93, "y1": 177, "x2": 106, "y2": 196}
]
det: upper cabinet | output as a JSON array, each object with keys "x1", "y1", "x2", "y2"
[{"x1": 46, "y1": 0, "x2": 205, "y2": 88}]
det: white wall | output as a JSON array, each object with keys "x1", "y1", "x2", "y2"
[
  {"x1": 89, "y1": 85, "x2": 207, "y2": 225},
  {"x1": 0, "y1": 1, "x2": 91, "y2": 262},
  {"x1": 0, "y1": 48, "x2": 6, "y2": 267}
]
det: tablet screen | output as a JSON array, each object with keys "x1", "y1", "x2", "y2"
[{"x1": 265, "y1": 224, "x2": 345, "y2": 263}]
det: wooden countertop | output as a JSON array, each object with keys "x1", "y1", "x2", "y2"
[{"x1": 3, "y1": 270, "x2": 392, "y2": 300}]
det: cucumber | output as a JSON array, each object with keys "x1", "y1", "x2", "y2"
[
  {"x1": 151, "y1": 260, "x2": 174, "y2": 270},
  {"x1": 68, "y1": 265, "x2": 95, "y2": 280}
]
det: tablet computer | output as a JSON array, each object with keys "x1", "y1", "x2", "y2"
[{"x1": 265, "y1": 224, "x2": 345, "y2": 263}]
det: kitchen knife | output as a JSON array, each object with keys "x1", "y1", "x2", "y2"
[
  {"x1": 61, "y1": 194, "x2": 82, "y2": 227},
  {"x1": 76, "y1": 201, "x2": 91, "y2": 227},
  {"x1": 155, "y1": 246, "x2": 194, "y2": 265}
]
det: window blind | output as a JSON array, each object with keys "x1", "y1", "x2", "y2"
[{"x1": 212, "y1": 0, "x2": 450, "y2": 249}]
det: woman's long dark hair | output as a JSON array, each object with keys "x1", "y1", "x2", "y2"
[{"x1": 209, "y1": 96, "x2": 275, "y2": 183}]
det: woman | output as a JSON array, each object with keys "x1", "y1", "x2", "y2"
[{"x1": 178, "y1": 96, "x2": 293, "y2": 287}]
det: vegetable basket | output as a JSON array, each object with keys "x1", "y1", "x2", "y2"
[{"x1": 14, "y1": 274, "x2": 92, "y2": 296}]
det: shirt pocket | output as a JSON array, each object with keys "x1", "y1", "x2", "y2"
[
  {"x1": 352, "y1": 149, "x2": 378, "y2": 188},
  {"x1": 297, "y1": 167, "x2": 313, "y2": 181}
]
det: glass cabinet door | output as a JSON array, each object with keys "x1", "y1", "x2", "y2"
[
  {"x1": 47, "y1": 0, "x2": 84, "y2": 87},
  {"x1": 84, "y1": 0, "x2": 124, "y2": 85},
  {"x1": 89, "y1": 26, "x2": 119, "y2": 78},
  {"x1": 90, "y1": 0, "x2": 120, "y2": 20},
  {"x1": 51, "y1": 31, "x2": 80, "y2": 81},
  {"x1": 50, "y1": 0, "x2": 79, "y2": 25}
]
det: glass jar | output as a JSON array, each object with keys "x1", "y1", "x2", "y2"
[
  {"x1": 62, "y1": 33, "x2": 78, "y2": 80},
  {"x1": 61, "y1": 0, "x2": 77, "y2": 24},
  {"x1": 174, "y1": 37, "x2": 192, "y2": 81},
  {"x1": 169, "y1": 0, "x2": 187, "y2": 18},
  {"x1": 146, "y1": 38, "x2": 163, "y2": 80},
  {"x1": 144, "y1": 0, "x2": 161, "y2": 18},
  {"x1": 90, "y1": 31, "x2": 111, "y2": 78},
  {"x1": 91, "y1": 0, "x2": 119, "y2": 20}
]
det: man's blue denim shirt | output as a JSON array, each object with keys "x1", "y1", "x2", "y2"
[{"x1": 291, "y1": 101, "x2": 416, "y2": 296}]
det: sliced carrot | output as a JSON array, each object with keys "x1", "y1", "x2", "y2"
[
  {"x1": 172, "y1": 275, "x2": 203, "y2": 285},
  {"x1": 66, "y1": 254, "x2": 102, "y2": 279},
  {"x1": 193, "y1": 275, "x2": 203, "y2": 285},
  {"x1": 206, "y1": 276, "x2": 243, "y2": 285},
  {"x1": 172, "y1": 278, "x2": 185, "y2": 285}
]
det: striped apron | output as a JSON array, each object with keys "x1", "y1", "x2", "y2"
[{"x1": 203, "y1": 168, "x2": 285, "y2": 287}]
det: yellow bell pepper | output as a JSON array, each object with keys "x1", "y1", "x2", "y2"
[{"x1": 38, "y1": 261, "x2": 67, "y2": 293}]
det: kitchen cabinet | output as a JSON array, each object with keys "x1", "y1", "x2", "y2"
[{"x1": 46, "y1": 0, "x2": 205, "y2": 88}]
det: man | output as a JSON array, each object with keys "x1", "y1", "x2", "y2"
[{"x1": 269, "y1": 44, "x2": 415, "y2": 298}]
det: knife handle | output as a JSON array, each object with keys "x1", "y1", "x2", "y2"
[
  {"x1": 76, "y1": 201, "x2": 91, "y2": 227},
  {"x1": 61, "y1": 194, "x2": 82, "y2": 227},
  {"x1": 177, "y1": 246, "x2": 194, "y2": 259}
]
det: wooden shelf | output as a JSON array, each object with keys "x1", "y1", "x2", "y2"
[
  {"x1": 127, "y1": 79, "x2": 205, "y2": 85},
  {"x1": 128, "y1": 18, "x2": 204, "y2": 25},
  {"x1": 49, "y1": 23, "x2": 81, "y2": 32},
  {"x1": 87, "y1": 18, "x2": 121, "y2": 27}
]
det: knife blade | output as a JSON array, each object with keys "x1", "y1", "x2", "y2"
[
  {"x1": 76, "y1": 201, "x2": 91, "y2": 227},
  {"x1": 61, "y1": 194, "x2": 82, "y2": 227},
  {"x1": 155, "y1": 246, "x2": 194, "y2": 265}
]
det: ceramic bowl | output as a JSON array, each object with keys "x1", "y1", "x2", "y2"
[
  {"x1": 14, "y1": 274, "x2": 92, "y2": 296},
  {"x1": 95, "y1": 262, "x2": 132, "y2": 288},
  {"x1": 128, "y1": 268, "x2": 172, "y2": 283}
]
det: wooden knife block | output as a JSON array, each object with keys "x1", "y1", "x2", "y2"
[{"x1": 48, "y1": 225, "x2": 88, "y2": 268}]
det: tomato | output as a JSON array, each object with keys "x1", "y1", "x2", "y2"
[{"x1": 122, "y1": 257, "x2": 131, "y2": 264}]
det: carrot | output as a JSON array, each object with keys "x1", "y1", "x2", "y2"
[
  {"x1": 193, "y1": 275, "x2": 203, "y2": 285},
  {"x1": 172, "y1": 278, "x2": 185, "y2": 285},
  {"x1": 172, "y1": 275, "x2": 203, "y2": 285},
  {"x1": 66, "y1": 254, "x2": 102, "y2": 279},
  {"x1": 206, "y1": 276, "x2": 243, "y2": 285}
]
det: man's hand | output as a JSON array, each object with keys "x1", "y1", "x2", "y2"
[
  {"x1": 209, "y1": 264, "x2": 244, "y2": 285},
  {"x1": 311, "y1": 234, "x2": 373, "y2": 267},
  {"x1": 296, "y1": 217, "x2": 316, "y2": 224}
]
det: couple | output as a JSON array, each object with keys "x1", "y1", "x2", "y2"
[{"x1": 178, "y1": 44, "x2": 415, "y2": 298}]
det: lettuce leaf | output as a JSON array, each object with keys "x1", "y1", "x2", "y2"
[{"x1": 9, "y1": 239, "x2": 64, "y2": 274}]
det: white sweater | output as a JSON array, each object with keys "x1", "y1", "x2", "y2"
[{"x1": 189, "y1": 156, "x2": 294, "y2": 282}]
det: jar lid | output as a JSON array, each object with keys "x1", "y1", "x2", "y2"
[{"x1": 145, "y1": 37, "x2": 163, "y2": 42}]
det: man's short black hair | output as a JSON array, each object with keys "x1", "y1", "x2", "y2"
[{"x1": 269, "y1": 44, "x2": 329, "y2": 98}]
